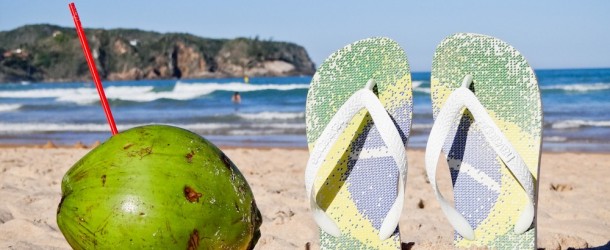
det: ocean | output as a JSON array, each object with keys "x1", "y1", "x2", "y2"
[{"x1": 0, "y1": 68, "x2": 609, "y2": 152}]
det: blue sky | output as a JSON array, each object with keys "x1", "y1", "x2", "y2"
[{"x1": 1, "y1": 1, "x2": 609, "y2": 72}]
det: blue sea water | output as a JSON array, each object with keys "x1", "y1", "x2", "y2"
[{"x1": 0, "y1": 68, "x2": 609, "y2": 152}]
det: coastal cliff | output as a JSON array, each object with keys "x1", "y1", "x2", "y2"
[{"x1": 0, "y1": 24, "x2": 316, "y2": 83}]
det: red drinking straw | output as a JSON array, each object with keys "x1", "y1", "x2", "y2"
[{"x1": 69, "y1": 3, "x2": 118, "y2": 135}]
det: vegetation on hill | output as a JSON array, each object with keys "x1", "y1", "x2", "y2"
[{"x1": 0, "y1": 24, "x2": 316, "y2": 83}]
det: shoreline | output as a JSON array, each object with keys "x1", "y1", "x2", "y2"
[{"x1": 0, "y1": 141, "x2": 610, "y2": 155}]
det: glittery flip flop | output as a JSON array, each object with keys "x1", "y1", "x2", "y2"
[
  {"x1": 426, "y1": 33, "x2": 542, "y2": 249},
  {"x1": 304, "y1": 37, "x2": 412, "y2": 249}
]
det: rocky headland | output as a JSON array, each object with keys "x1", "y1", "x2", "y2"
[{"x1": 0, "y1": 24, "x2": 316, "y2": 83}]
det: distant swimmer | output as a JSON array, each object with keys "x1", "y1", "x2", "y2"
[
  {"x1": 231, "y1": 92, "x2": 242, "y2": 104},
  {"x1": 243, "y1": 75, "x2": 250, "y2": 84}
]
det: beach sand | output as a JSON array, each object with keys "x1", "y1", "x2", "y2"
[{"x1": 0, "y1": 146, "x2": 608, "y2": 249}]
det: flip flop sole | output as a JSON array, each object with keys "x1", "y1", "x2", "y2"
[
  {"x1": 306, "y1": 37, "x2": 412, "y2": 249},
  {"x1": 431, "y1": 33, "x2": 542, "y2": 249}
]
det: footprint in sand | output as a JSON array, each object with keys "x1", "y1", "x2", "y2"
[
  {"x1": 272, "y1": 209, "x2": 295, "y2": 225},
  {"x1": 0, "y1": 208, "x2": 14, "y2": 224},
  {"x1": 417, "y1": 199, "x2": 425, "y2": 209},
  {"x1": 73, "y1": 141, "x2": 87, "y2": 149},
  {"x1": 543, "y1": 234, "x2": 589, "y2": 250},
  {"x1": 42, "y1": 141, "x2": 57, "y2": 149},
  {"x1": 550, "y1": 183, "x2": 574, "y2": 192}
]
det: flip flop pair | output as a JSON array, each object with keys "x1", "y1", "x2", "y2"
[{"x1": 304, "y1": 34, "x2": 542, "y2": 249}]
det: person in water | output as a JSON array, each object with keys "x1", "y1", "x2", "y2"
[{"x1": 232, "y1": 92, "x2": 241, "y2": 104}]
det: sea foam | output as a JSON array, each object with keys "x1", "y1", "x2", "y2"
[
  {"x1": 551, "y1": 120, "x2": 610, "y2": 129},
  {"x1": 541, "y1": 82, "x2": 610, "y2": 92},
  {"x1": 0, "y1": 104, "x2": 22, "y2": 112},
  {"x1": 236, "y1": 112, "x2": 305, "y2": 121},
  {"x1": 0, "y1": 82, "x2": 310, "y2": 104}
]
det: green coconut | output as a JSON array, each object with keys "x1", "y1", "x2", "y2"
[{"x1": 56, "y1": 125, "x2": 261, "y2": 249}]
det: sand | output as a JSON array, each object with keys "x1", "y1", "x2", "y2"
[{"x1": 0, "y1": 146, "x2": 608, "y2": 249}]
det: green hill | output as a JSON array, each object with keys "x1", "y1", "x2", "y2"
[{"x1": 0, "y1": 24, "x2": 316, "y2": 83}]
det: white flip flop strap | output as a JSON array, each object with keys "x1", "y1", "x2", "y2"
[
  {"x1": 425, "y1": 78, "x2": 535, "y2": 240},
  {"x1": 305, "y1": 83, "x2": 407, "y2": 240}
]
